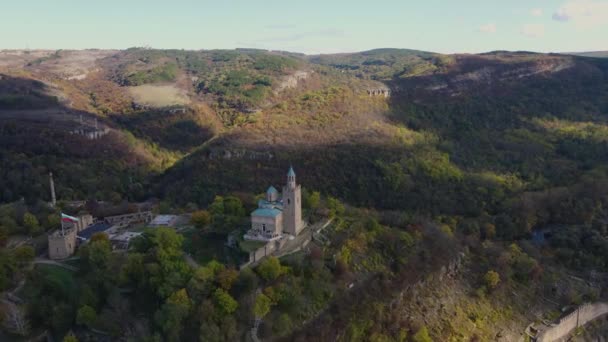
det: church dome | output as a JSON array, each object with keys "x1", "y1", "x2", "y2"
[{"x1": 266, "y1": 186, "x2": 279, "y2": 202}]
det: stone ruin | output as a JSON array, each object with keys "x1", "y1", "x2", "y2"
[{"x1": 366, "y1": 88, "x2": 391, "y2": 98}]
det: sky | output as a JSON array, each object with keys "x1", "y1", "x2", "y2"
[{"x1": 1, "y1": 0, "x2": 607, "y2": 54}]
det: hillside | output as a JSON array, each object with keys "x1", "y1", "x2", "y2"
[
  {"x1": 566, "y1": 51, "x2": 608, "y2": 58},
  {"x1": 1, "y1": 48, "x2": 608, "y2": 341}
]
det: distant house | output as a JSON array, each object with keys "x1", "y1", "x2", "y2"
[
  {"x1": 105, "y1": 211, "x2": 153, "y2": 229},
  {"x1": 110, "y1": 231, "x2": 143, "y2": 250},
  {"x1": 149, "y1": 215, "x2": 179, "y2": 227}
]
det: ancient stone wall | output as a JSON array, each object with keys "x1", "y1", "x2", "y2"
[
  {"x1": 537, "y1": 302, "x2": 608, "y2": 341},
  {"x1": 366, "y1": 88, "x2": 391, "y2": 97}
]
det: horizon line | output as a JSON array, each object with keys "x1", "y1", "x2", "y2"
[{"x1": 1, "y1": 46, "x2": 606, "y2": 56}]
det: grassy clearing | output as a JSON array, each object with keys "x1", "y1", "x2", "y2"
[
  {"x1": 238, "y1": 239, "x2": 266, "y2": 253},
  {"x1": 128, "y1": 84, "x2": 190, "y2": 108}
]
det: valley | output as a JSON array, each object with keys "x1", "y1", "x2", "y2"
[{"x1": 0, "y1": 47, "x2": 608, "y2": 341}]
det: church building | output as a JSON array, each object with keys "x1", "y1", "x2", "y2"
[{"x1": 244, "y1": 167, "x2": 304, "y2": 241}]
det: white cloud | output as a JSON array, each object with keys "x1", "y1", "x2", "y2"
[
  {"x1": 521, "y1": 24, "x2": 546, "y2": 38},
  {"x1": 531, "y1": 8, "x2": 544, "y2": 17},
  {"x1": 478, "y1": 23, "x2": 497, "y2": 33},
  {"x1": 553, "y1": 0, "x2": 608, "y2": 28}
]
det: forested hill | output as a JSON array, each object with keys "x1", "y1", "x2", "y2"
[{"x1": 1, "y1": 48, "x2": 608, "y2": 217}]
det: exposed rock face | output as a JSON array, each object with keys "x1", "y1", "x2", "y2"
[{"x1": 276, "y1": 70, "x2": 310, "y2": 92}]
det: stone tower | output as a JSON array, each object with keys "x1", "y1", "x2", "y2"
[{"x1": 282, "y1": 166, "x2": 303, "y2": 236}]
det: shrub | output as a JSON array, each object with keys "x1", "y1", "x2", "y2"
[{"x1": 483, "y1": 270, "x2": 500, "y2": 290}]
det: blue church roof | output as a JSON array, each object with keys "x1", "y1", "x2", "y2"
[
  {"x1": 77, "y1": 222, "x2": 112, "y2": 240},
  {"x1": 266, "y1": 186, "x2": 278, "y2": 194},
  {"x1": 287, "y1": 166, "x2": 295, "y2": 177},
  {"x1": 252, "y1": 208, "x2": 282, "y2": 218}
]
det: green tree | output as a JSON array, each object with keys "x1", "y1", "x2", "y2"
[
  {"x1": 86, "y1": 236, "x2": 111, "y2": 270},
  {"x1": 209, "y1": 196, "x2": 225, "y2": 217},
  {"x1": 253, "y1": 293, "x2": 272, "y2": 318},
  {"x1": 188, "y1": 262, "x2": 218, "y2": 297},
  {"x1": 137, "y1": 228, "x2": 190, "y2": 299},
  {"x1": 47, "y1": 214, "x2": 61, "y2": 229},
  {"x1": 23, "y1": 212, "x2": 40, "y2": 235},
  {"x1": 0, "y1": 226, "x2": 8, "y2": 247},
  {"x1": 223, "y1": 196, "x2": 245, "y2": 217},
  {"x1": 13, "y1": 245, "x2": 35, "y2": 265},
  {"x1": 483, "y1": 270, "x2": 500, "y2": 290},
  {"x1": 327, "y1": 197, "x2": 345, "y2": 218},
  {"x1": 303, "y1": 190, "x2": 321, "y2": 210},
  {"x1": 213, "y1": 288, "x2": 238, "y2": 314},
  {"x1": 273, "y1": 313, "x2": 293, "y2": 336},
  {"x1": 119, "y1": 253, "x2": 145, "y2": 288},
  {"x1": 76, "y1": 305, "x2": 97, "y2": 328},
  {"x1": 256, "y1": 256, "x2": 283, "y2": 282}
]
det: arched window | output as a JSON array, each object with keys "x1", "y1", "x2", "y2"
[{"x1": 287, "y1": 199, "x2": 291, "y2": 205}]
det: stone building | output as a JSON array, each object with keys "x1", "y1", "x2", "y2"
[
  {"x1": 48, "y1": 228, "x2": 77, "y2": 260},
  {"x1": 64, "y1": 214, "x2": 93, "y2": 232},
  {"x1": 244, "y1": 167, "x2": 304, "y2": 241}
]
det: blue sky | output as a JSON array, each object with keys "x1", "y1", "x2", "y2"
[{"x1": 1, "y1": 0, "x2": 607, "y2": 54}]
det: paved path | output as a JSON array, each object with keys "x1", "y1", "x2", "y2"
[
  {"x1": 274, "y1": 219, "x2": 332, "y2": 259},
  {"x1": 33, "y1": 259, "x2": 78, "y2": 272}
]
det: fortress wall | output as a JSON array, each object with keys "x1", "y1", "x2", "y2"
[{"x1": 538, "y1": 302, "x2": 608, "y2": 342}]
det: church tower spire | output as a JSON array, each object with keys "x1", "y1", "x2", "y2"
[{"x1": 287, "y1": 166, "x2": 296, "y2": 189}]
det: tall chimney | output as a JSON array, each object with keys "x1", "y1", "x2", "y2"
[{"x1": 49, "y1": 172, "x2": 56, "y2": 207}]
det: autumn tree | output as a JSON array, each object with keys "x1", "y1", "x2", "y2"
[
  {"x1": 155, "y1": 289, "x2": 192, "y2": 342},
  {"x1": 483, "y1": 270, "x2": 500, "y2": 290},
  {"x1": 191, "y1": 210, "x2": 211, "y2": 229},
  {"x1": 216, "y1": 268, "x2": 239, "y2": 290},
  {"x1": 412, "y1": 326, "x2": 432, "y2": 342}
]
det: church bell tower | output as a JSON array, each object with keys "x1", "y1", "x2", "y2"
[{"x1": 282, "y1": 166, "x2": 303, "y2": 236}]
